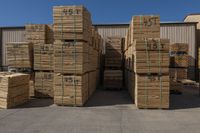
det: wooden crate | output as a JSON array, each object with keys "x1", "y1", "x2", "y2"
[
  {"x1": 135, "y1": 74, "x2": 169, "y2": 109},
  {"x1": 54, "y1": 73, "x2": 88, "y2": 106},
  {"x1": 35, "y1": 72, "x2": 54, "y2": 98},
  {"x1": 130, "y1": 16, "x2": 160, "y2": 44},
  {"x1": 104, "y1": 70, "x2": 123, "y2": 89},
  {"x1": 0, "y1": 72, "x2": 29, "y2": 109},
  {"x1": 169, "y1": 68, "x2": 187, "y2": 81},
  {"x1": 170, "y1": 43, "x2": 188, "y2": 53},
  {"x1": 25, "y1": 24, "x2": 47, "y2": 44},
  {"x1": 34, "y1": 43, "x2": 54, "y2": 71},
  {"x1": 53, "y1": 6, "x2": 92, "y2": 42},
  {"x1": 54, "y1": 40, "x2": 89, "y2": 74},
  {"x1": 6, "y1": 42, "x2": 33, "y2": 68},
  {"x1": 170, "y1": 55, "x2": 189, "y2": 68},
  {"x1": 133, "y1": 39, "x2": 170, "y2": 74}
]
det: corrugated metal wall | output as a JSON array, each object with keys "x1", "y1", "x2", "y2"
[{"x1": 1, "y1": 29, "x2": 25, "y2": 66}]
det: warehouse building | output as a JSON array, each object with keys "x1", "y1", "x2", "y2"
[{"x1": 0, "y1": 22, "x2": 198, "y2": 80}]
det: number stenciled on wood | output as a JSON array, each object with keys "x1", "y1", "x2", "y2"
[
  {"x1": 146, "y1": 40, "x2": 165, "y2": 50},
  {"x1": 143, "y1": 17, "x2": 158, "y2": 27},
  {"x1": 147, "y1": 76, "x2": 161, "y2": 81},
  {"x1": 64, "y1": 77, "x2": 79, "y2": 84},
  {"x1": 62, "y1": 8, "x2": 81, "y2": 15}
]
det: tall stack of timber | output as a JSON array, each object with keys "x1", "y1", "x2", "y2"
[
  {"x1": 125, "y1": 15, "x2": 170, "y2": 109},
  {"x1": 104, "y1": 37, "x2": 123, "y2": 90},
  {"x1": 169, "y1": 43, "x2": 189, "y2": 93},
  {"x1": 53, "y1": 6, "x2": 100, "y2": 106},
  {"x1": 26, "y1": 24, "x2": 54, "y2": 98},
  {"x1": 0, "y1": 72, "x2": 29, "y2": 109}
]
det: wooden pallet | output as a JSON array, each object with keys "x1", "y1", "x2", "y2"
[
  {"x1": 6, "y1": 42, "x2": 33, "y2": 68},
  {"x1": 0, "y1": 72, "x2": 29, "y2": 109}
]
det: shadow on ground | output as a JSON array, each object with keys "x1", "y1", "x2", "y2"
[
  {"x1": 170, "y1": 85, "x2": 200, "y2": 110},
  {"x1": 16, "y1": 98, "x2": 54, "y2": 109},
  {"x1": 85, "y1": 89, "x2": 133, "y2": 107}
]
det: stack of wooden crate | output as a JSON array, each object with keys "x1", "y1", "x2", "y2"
[
  {"x1": 26, "y1": 24, "x2": 54, "y2": 98},
  {"x1": 169, "y1": 43, "x2": 189, "y2": 93},
  {"x1": 125, "y1": 16, "x2": 170, "y2": 109},
  {"x1": 53, "y1": 6, "x2": 100, "y2": 106},
  {"x1": 0, "y1": 72, "x2": 29, "y2": 109},
  {"x1": 104, "y1": 37, "x2": 123, "y2": 90}
]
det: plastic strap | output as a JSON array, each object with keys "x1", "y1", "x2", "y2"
[
  {"x1": 158, "y1": 39, "x2": 163, "y2": 109},
  {"x1": 144, "y1": 38, "x2": 151, "y2": 109},
  {"x1": 73, "y1": 6, "x2": 77, "y2": 106},
  {"x1": 61, "y1": 11, "x2": 64, "y2": 106}
]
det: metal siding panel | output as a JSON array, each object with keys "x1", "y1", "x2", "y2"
[{"x1": 2, "y1": 29, "x2": 25, "y2": 66}]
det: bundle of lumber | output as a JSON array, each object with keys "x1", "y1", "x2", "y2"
[
  {"x1": 0, "y1": 72, "x2": 29, "y2": 109},
  {"x1": 135, "y1": 74, "x2": 169, "y2": 109},
  {"x1": 53, "y1": 6, "x2": 92, "y2": 42},
  {"x1": 104, "y1": 70, "x2": 123, "y2": 89},
  {"x1": 169, "y1": 68, "x2": 187, "y2": 81},
  {"x1": 54, "y1": 40, "x2": 89, "y2": 74},
  {"x1": 6, "y1": 42, "x2": 33, "y2": 68},
  {"x1": 170, "y1": 55, "x2": 189, "y2": 68},
  {"x1": 34, "y1": 43, "x2": 54, "y2": 71},
  {"x1": 170, "y1": 43, "x2": 188, "y2": 52},
  {"x1": 25, "y1": 24, "x2": 47, "y2": 44},
  {"x1": 35, "y1": 72, "x2": 54, "y2": 98},
  {"x1": 54, "y1": 73, "x2": 88, "y2": 106},
  {"x1": 132, "y1": 38, "x2": 169, "y2": 74},
  {"x1": 128, "y1": 16, "x2": 160, "y2": 45},
  {"x1": 105, "y1": 37, "x2": 123, "y2": 68},
  {"x1": 88, "y1": 71, "x2": 97, "y2": 97}
]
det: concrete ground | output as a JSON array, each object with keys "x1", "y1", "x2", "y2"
[{"x1": 0, "y1": 86, "x2": 200, "y2": 133}]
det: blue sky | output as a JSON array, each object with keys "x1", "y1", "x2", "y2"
[{"x1": 0, "y1": 0, "x2": 199, "y2": 26}]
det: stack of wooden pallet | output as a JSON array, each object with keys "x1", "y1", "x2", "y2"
[
  {"x1": 104, "y1": 37, "x2": 123, "y2": 89},
  {"x1": 169, "y1": 43, "x2": 189, "y2": 93},
  {"x1": 0, "y1": 72, "x2": 29, "y2": 109},
  {"x1": 125, "y1": 16, "x2": 170, "y2": 109},
  {"x1": 26, "y1": 24, "x2": 54, "y2": 98},
  {"x1": 53, "y1": 6, "x2": 101, "y2": 106},
  {"x1": 6, "y1": 42, "x2": 33, "y2": 68}
]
